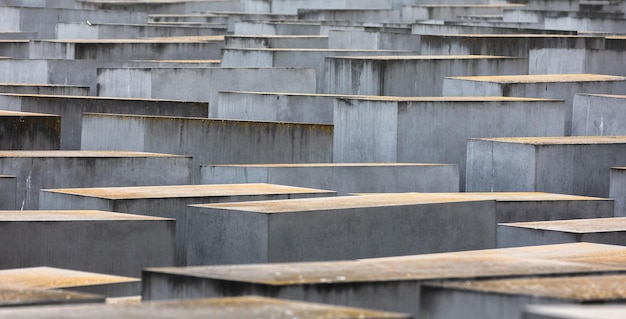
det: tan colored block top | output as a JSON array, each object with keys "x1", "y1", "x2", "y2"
[
  {"x1": 500, "y1": 217, "x2": 626, "y2": 233},
  {"x1": 0, "y1": 150, "x2": 186, "y2": 158},
  {"x1": 332, "y1": 55, "x2": 519, "y2": 60},
  {"x1": 472, "y1": 136, "x2": 626, "y2": 145},
  {"x1": 448, "y1": 73, "x2": 626, "y2": 83},
  {"x1": 0, "y1": 110, "x2": 58, "y2": 117},
  {"x1": 44, "y1": 35, "x2": 224, "y2": 44},
  {"x1": 356, "y1": 192, "x2": 608, "y2": 201},
  {"x1": 210, "y1": 163, "x2": 455, "y2": 168},
  {"x1": 0, "y1": 210, "x2": 172, "y2": 221},
  {"x1": 0, "y1": 267, "x2": 137, "y2": 290}
]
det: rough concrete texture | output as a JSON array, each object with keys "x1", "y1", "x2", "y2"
[
  {"x1": 327, "y1": 30, "x2": 421, "y2": 51},
  {"x1": 442, "y1": 74, "x2": 626, "y2": 135},
  {"x1": 0, "y1": 111, "x2": 60, "y2": 150},
  {"x1": 0, "y1": 287, "x2": 104, "y2": 308},
  {"x1": 325, "y1": 55, "x2": 528, "y2": 96},
  {"x1": 611, "y1": 167, "x2": 626, "y2": 217},
  {"x1": 0, "y1": 151, "x2": 192, "y2": 210},
  {"x1": 572, "y1": 94, "x2": 626, "y2": 136},
  {"x1": 0, "y1": 210, "x2": 175, "y2": 277},
  {"x1": 0, "y1": 267, "x2": 139, "y2": 298},
  {"x1": 80, "y1": 113, "x2": 333, "y2": 181},
  {"x1": 0, "y1": 93, "x2": 208, "y2": 150},
  {"x1": 466, "y1": 136, "x2": 626, "y2": 198},
  {"x1": 0, "y1": 175, "x2": 15, "y2": 210},
  {"x1": 241, "y1": 0, "x2": 393, "y2": 14},
  {"x1": 332, "y1": 96, "x2": 564, "y2": 189},
  {"x1": 56, "y1": 22, "x2": 227, "y2": 39},
  {"x1": 225, "y1": 35, "x2": 328, "y2": 49},
  {"x1": 0, "y1": 296, "x2": 410, "y2": 319},
  {"x1": 525, "y1": 304, "x2": 626, "y2": 319},
  {"x1": 142, "y1": 243, "x2": 626, "y2": 317},
  {"x1": 0, "y1": 83, "x2": 89, "y2": 95},
  {"x1": 39, "y1": 183, "x2": 337, "y2": 265},
  {"x1": 201, "y1": 163, "x2": 460, "y2": 194}
]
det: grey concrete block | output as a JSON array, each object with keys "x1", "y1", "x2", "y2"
[
  {"x1": 225, "y1": 35, "x2": 328, "y2": 49},
  {"x1": 498, "y1": 217, "x2": 626, "y2": 248},
  {"x1": 611, "y1": 167, "x2": 626, "y2": 217},
  {"x1": 411, "y1": 22, "x2": 577, "y2": 35},
  {"x1": 298, "y1": 9, "x2": 402, "y2": 24},
  {"x1": 39, "y1": 183, "x2": 337, "y2": 265},
  {"x1": 0, "y1": 83, "x2": 89, "y2": 96},
  {"x1": 201, "y1": 163, "x2": 460, "y2": 194},
  {"x1": 0, "y1": 111, "x2": 60, "y2": 150},
  {"x1": 0, "y1": 175, "x2": 15, "y2": 210},
  {"x1": 241, "y1": 0, "x2": 392, "y2": 14},
  {"x1": 0, "y1": 210, "x2": 175, "y2": 277},
  {"x1": 0, "y1": 288, "x2": 103, "y2": 308},
  {"x1": 328, "y1": 30, "x2": 420, "y2": 50},
  {"x1": 466, "y1": 136, "x2": 626, "y2": 197},
  {"x1": 0, "y1": 150, "x2": 192, "y2": 210},
  {"x1": 420, "y1": 274, "x2": 626, "y2": 319},
  {"x1": 96, "y1": 67, "x2": 317, "y2": 110},
  {"x1": 572, "y1": 94, "x2": 626, "y2": 136},
  {"x1": 220, "y1": 48, "x2": 416, "y2": 92},
  {"x1": 401, "y1": 4, "x2": 524, "y2": 23},
  {"x1": 525, "y1": 305, "x2": 626, "y2": 319},
  {"x1": 443, "y1": 74, "x2": 626, "y2": 135},
  {"x1": 141, "y1": 242, "x2": 626, "y2": 317},
  {"x1": 184, "y1": 193, "x2": 497, "y2": 265},
  {"x1": 76, "y1": 0, "x2": 241, "y2": 14},
  {"x1": 0, "y1": 93, "x2": 208, "y2": 150},
  {"x1": 325, "y1": 55, "x2": 528, "y2": 96},
  {"x1": 80, "y1": 113, "x2": 333, "y2": 181},
  {"x1": 332, "y1": 97, "x2": 564, "y2": 189},
  {"x1": 0, "y1": 296, "x2": 410, "y2": 319},
  {"x1": 0, "y1": 267, "x2": 140, "y2": 298}
]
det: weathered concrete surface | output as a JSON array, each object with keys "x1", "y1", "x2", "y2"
[
  {"x1": 183, "y1": 193, "x2": 497, "y2": 265},
  {"x1": 332, "y1": 96, "x2": 564, "y2": 189},
  {"x1": 572, "y1": 94, "x2": 626, "y2": 136},
  {"x1": 402, "y1": 4, "x2": 525, "y2": 23},
  {"x1": 0, "y1": 210, "x2": 175, "y2": 277},
  {"x1": 77, "y1": 0, "x2": 241, "y2": 14},
  {"x1": 528, "y1": 46, "x2": 626, "y2": 75},
  {"x1": 241, "y1": 0, "x2": 392, "y2": 14},
  {"x1": 325, "y1": 55, "x2": 528, "y2": 96},
  {"x1": 201, "y1": 163, "x2": 460, "y2": 194},
  {"x1": 525, "y1": 304, "x2": 626, "y2": 319},
  {"x1": 0, "y1": 267, "x2": 140, "y2": 298},
  {"x1": 0, "y1": 287, "x2": 104, "y2": 308},
  {"x1": 610, "y1": 167, "x2": 626, "y2": 217},
  {"x1": 356, "y1": 192, "x2": 612, "y2": 223},
  {"x1": 141, "y1": 243, "x2": 626, "y2": 318},
  {"x1": 28, "y1": 37, "x2": 224, "y2": 60},
  {"x1": 96, "y1": 67, "x2": 317, "y2": 109},
  {"x1": 298, "y1": 9, "x2": 402, "y2": 24},
  {"x1": 56, "y1": 22, "x2": 226, "y2": 39},
  {"x1": 39, "y1": 183, "x2": 337, "y2": 265},
  {"x1": 225, "y1": 35, "x2": 328, "y2": 49},
  {"x1": 466, "y1": 136, "x2": 626, "y2": 197},
  {"x1": 0, "y1": 111, "x2": 60, "y2": 150},
  {"x1": 0, "y1": 83, "x2": 89, "y2": 96},
  {"x1": 419, "y1": 34, "x2": 605, "y2": 57},
  {"x1": 233, "y1": 20, "x2": 359, "y2": 36},
  {"x1": 443, "y1": 74, "x2": 626, "y2": 135},
  {"x1": 0, "y1": 151, "x2": 192, "y2": 210},
  {"x1": 328, "y1": 30, "x2": 420, "y2": 51},
  {"x1": 0, "y1": 296, "x2": 410, "y2": 319},
  {"x1": 80, "y1": 113, "x2": 333, "y2": 181},
  {"x1": 420, "y1": 274, "x2": 626, "y2": 319},
  {"x1": 498, "y1": 217, "x2": 626, "y2": 247},
  {"x1": 0, "y1": 93, "x2": 208, "y2": 150},
  {"x1": 220, "y1": 48, "x2": 417, "y2": 92},
  {"x1": 0, "y1": 175, "x2": 15, "y2": 210},
  {"x1": 411, "y1": 22, "x2": 578, "y2": 35}
]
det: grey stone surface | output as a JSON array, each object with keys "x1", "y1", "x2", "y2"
[
  {"x1": 0, "y1": 296, "x2": 410, "y2": 319},
  {"x1": 0, "y1": 83, "x2": 89, "y2": 96},
  {"x1": 56, "y1": 22, "x2": 226, "y2": 39},
  {"x1": 332, "y1": 96, "x2": 564, "y2": 189},
  {"x1": 0, "y1": 111, "x2": 60, "y2": 150},
  {"x1": 466, "y1": 136, "x2": 626, "y2": 197},
  {"x1": 0, "y1": 287, "x2": 104, "y2": 308},
  {"x1": 0, "y1": 210, "x2": 175, "y2": 277},
  {"x1": 325, "y1": 55, "x2": 528, "y2": 96},
  {"x1": 525, "y1": 305, "x2": 626, "y2": 319},
  {"x1": 443, "y1": 74, "x2": 626, "y2": 135},
  {"x1": 0, "y1": 93, "x2": 208, "y2": 150},
  {"x1": 39, "y1": 183, "x2": 336, "y2": 265},
  {"x1": 80, "y1": 113, "x2": 333, "y2": 181},
  {"x1": 225, "y1": 35, "x2": 328, "y2": 49},
  {"x1": 610, "y1": 167, "x2": 626, "y2": 217},
  {"x1": 0, "y1": 151, "x2": 192, "y2": 210},
  {"x1": 572, "y1": 94, "x2": 626, "y2": 136},
  {"x1": 201, "y1": 163, "x2": 460, "y2": 194},
  {"x1": 401, "y1": 4, "x2": 524, "y2": 23},
  {"x1": 241, "y1": 0, "x2": 392, "y2": 14},
  {"x1": 0, "y1": 175, "x2": 15, "y2": 210},
  {"x1": 183, "y1": 193, "x2": 497, "y2": 265},
  {"x1": 328, "y1": 30, "x2": 420, "y2": 51}
]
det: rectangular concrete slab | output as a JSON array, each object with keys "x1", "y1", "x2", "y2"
[
  {"x1": 0, "y1": 150, "x2": 192, "y2": 210},
  {"x1": 184, "y1": 193, "x2": 498, "y2": 265},
  {"x1": 0, "y1": 267, "x2": 139, "y2": 298},
  {"x1": 0, "y1": 210, "x2": 175, "y2": 277},
  {"x1": 80, "y1": 113, "x2": 333, "y2": 181},
  {"x1": 325, "y1": 55, "x2": 528, "y2": 96},
  {"x1": 241, "y1": 0, "x2": 392, "y2": 14},
  {"x1": 332, "y1": 96, "x2": 564, "y2": 189},
  {"x1": 55, "y1": 22, "x2": 227, "y2": 39},
  {"x1": 141, "y1": 242, "x2": 626, "y2": 318},
  {"x1": 572, "y1": 94, "x2": 626, "y2": 136},
  {"x1": 442, "y1": 74, "x2": 626, "y2": 135},
  {"x1": 224, "y1": 35, "x2": 328, "y2": 49},
  {"x1": 201, "y1": 163, "x2": 460, "y2": 194},
  {"x1": 498, "y1": 217, "x2": 626, "y2": 247},
  {"x1": 610, "y1": 167, "x2": 626, "y2": 217},
  {"x1": 0, "y1": 111, "x2": 60, "y2": 150},
  {"x1": 420, "y1": 274, "x2": 626, "y2": 319},
  {"x1": 0, "y1": 93, "x2": 208, "y2": 150},
  {"x1": 0, "y1": 296, "x2": 410, "y2": 319},
  {"x1": 466, "y1": 136, "x2": 626, "y2": 197},
  {"x1": 0, "y1": 287, "x2": 104, "y2": 308},
  {"x1": 525, "y1": 304, "x2": 626, "y2": 319},
  {"x1": 327, "y1": 30, "x2": 421, "y2": 51},
  {"x1": 0, "y1": 83, "x2": 89, "y2": 96},
  {"x1": 39, "y1": 183, "x2": 337, "y2": 265},
  {"x1": 0, "y1": 175, "x2": 15, "y2": 210}
]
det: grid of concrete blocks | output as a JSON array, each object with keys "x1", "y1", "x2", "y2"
[{"x1": 0, "y1": 0, "x2": 626, "y2": 318}]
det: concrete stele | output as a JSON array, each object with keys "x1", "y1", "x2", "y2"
[
  {"x1": 466, "y1": 136, "x2": 626, "y2": 198},
  {"x1": 0, "y1": 210, "x2": 175, "y2": 277},
  {"x1": 498, "y1": 217, "x2": 626, "y2": 247},
  {"x1": 525, "y1": 304, "x2": 626, "y2": 319},
  {"x1": 0, "y1": 287, "x2": 104, "y2": 308},
  {"x1": 0, "y1": 296, "x2": 410, "y2": 319},
  {"x1": 0, "y1": 110, "x2": 60, "y2": 151}
]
